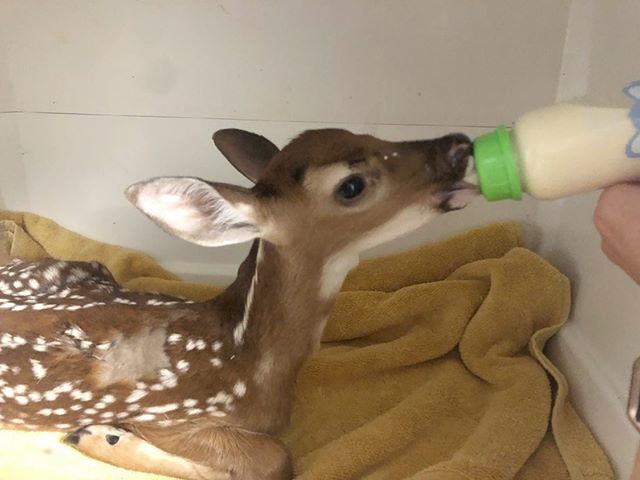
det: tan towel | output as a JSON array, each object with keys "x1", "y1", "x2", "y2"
[{"x1": 0, "y1": 210, "x2": 613, "y2": 480}]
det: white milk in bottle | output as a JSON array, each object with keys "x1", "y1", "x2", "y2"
[{"x1": 473, "y1": 82, "x2": 640, "y2": 201}]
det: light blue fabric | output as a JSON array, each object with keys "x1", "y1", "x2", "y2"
[{"x1": 623, "y1": 81, "x2": 640, "y2": 158}]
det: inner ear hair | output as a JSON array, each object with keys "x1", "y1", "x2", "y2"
[{"x1": 126, "y1": 177, "x2": 261, "y2": 248}]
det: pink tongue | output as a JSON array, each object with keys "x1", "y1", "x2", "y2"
[
  {"x1": 445, "y1": 183, "x2": 479, "y2": 210},
  {"x1": 450, "y1": 180, "x2": 479, "y2": 191},
  {"x1": 451, "y1": 187, "x2": 478, "y2": 204}
]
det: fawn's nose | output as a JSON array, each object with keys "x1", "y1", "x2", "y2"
[
  {"x1": 401, "y1": 133, "x2": 472, "y2": 182},
  {"x1": 445, "y1": 134, "x2": 472, "y2": 172}
]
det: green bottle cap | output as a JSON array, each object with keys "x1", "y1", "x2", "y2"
[{"x1": 473, "y1": 126, "x2": 523, "y2": 201}]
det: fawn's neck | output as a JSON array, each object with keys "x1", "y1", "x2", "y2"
[{"x1": 213, "y1": 240, "x2": 356, "y2": 426}]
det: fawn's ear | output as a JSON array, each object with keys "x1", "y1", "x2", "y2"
[
  {"x1": 126, "y1": 177, "x2": 262, "y2": 247},
  {"x1": 213, "y1": 129, "x2": 279, "y2": 183}
]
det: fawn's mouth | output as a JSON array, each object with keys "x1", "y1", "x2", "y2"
[
  {"x1": 436, "y1": 180, "x2": 480, "y2": 212},
  {"x1": 432, "y1": 146, "x2": 480, "y2": 212}
]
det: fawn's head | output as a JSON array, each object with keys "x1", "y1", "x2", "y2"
[{"x1": 126, "y1": 128, "x2": 477, "y2": 259}]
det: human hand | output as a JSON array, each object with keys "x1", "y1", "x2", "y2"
[{"x1": 594, "y1": 183, "x2": 640, "y2": 284}]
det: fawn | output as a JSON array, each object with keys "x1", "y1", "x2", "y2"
[{"x1": 0, "y1": 128, "x2": 477, "y2": 479}]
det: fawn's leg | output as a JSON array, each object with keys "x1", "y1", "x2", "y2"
[
  {"x1": 65, "y1": 424, "x2": 293, "y2": 480},
  {"x1": 64, "y1": 425, "x2": 231, "y2": 480},
  {"x1": 151, "y1": 426, "x2": 294, "y2": 480}
]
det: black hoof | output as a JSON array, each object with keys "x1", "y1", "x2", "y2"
[
  {"x1": 63, "y1": 428, "x2": 91, "y2": 446},
  {"x1": 105, "y1": 434, "x2": 120, "y2": 445}
]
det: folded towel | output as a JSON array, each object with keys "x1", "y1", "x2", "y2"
[{"x1": 0, "y1": 210, "x2": 613, "y2": 480}]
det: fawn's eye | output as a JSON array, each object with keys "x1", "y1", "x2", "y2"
[{"x1": 336, "y1": 175, "x2": 366, "y2": 200}]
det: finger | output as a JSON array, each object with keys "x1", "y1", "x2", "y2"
[
  {"x1": 601, "y1": 240, "x2": 640, "y2": 283},
  {"x1": 600, "y1": 239, "x2": 623, "y2": 265}
]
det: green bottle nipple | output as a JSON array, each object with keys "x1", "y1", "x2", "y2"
[{"x1": 473, "y1": 126, "x2": 523, "y2": 201}]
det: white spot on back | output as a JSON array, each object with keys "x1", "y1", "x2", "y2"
[
  {"x1": 114, "y1": 297, "x2": 136, "y2": 305},
  {"x1": 186, "y1": 338, "x2": 206, "y2": 351},
  {"x1": 30, "y1": 359, "x2": 47, "y2": 380},
  {"x1": 42, "y1": 265, "x2": 60, "y2": 282},
  {"x1": 64, "y1": 327, "x2": 86, "y2": 340},
  {"x1": 53, "y1": 382, "x2": 74, "y2": 394},
  {"x1": 233, "y1": 381, "x2": 247, "y2": 398},
  {"x1": 145, "y1": 403, "x2": 179, "y2": 414},
  {"x1": 2, "y1": 386, "x2": 14, "y2": 398},
  {"x1": 133, "y1": 413, "x2": 156, "y2": 422},
  {"x1": 176, "y1": 360, "x2": 189, "y2": 373},
  {"x1": 70, "y1": 389, "x2": 93, "y2": 402},
  {"x1": 43, "y1": 391, "x2": 58, "y2": 401},
  {"x1": 125, "y1": 389, "x2": 148, "y2": 404},
  {"x1": 207, "y1": 392, "x2": 232, "y2": 405},
  {"x1": 158, "y1": 369, "x2": 178, "y2": 389},
  {"x1": 28, "y1": 391, "x2": 42, "y2": 402},
  {"x1": 34, "y1": 303, "x2": 55, "y2": 311}
]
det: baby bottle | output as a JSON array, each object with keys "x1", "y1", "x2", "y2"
[{"x1": 473, "y1": 81, "x2": 640, "y2": 201}]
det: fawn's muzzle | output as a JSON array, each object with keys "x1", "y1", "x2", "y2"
[
  {"x1": 407, "y1": 133, "x2": 478, "y2": 211},
  {"x1": 431, "y1": 133, "x2": 472, "y2": 181},
  {"x1": 398, "y1": 133, "x2": 471, "y2": 181}
]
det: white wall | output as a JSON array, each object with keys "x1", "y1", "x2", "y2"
[
  {"x1": 1, "y1": 0, "x2": 568, "y2": 126},
  {"x1": 541, "y1": 1, "x2": 640, "y2": 478},
  {"x1": 0, "y1": 29, "x2": 13, "y2": 112},
  {"x1": 0, "y1": 0, "x2": 568, "y2": 280},
  {"x1": 0, "y1": 32, "x2": 23, "y2": 210}
]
